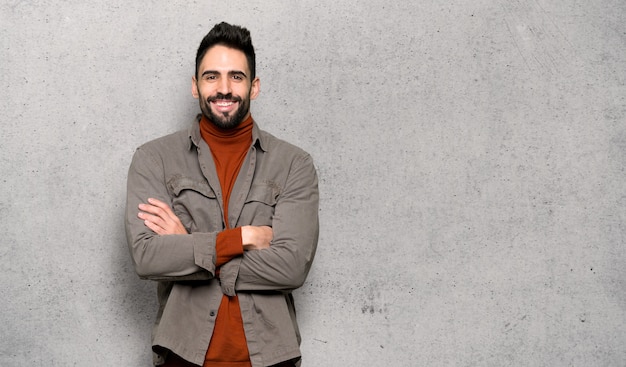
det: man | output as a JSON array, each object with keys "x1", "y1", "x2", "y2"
[{"x1": 125, "y1": 22, "x2": 319, "y2": 367}]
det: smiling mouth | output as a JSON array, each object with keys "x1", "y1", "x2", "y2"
[
  {"x1": 210, "y1": 99, "x2": 239, "y2": 116},
  {"x1": 214, "y1": 100, "x2": 235, "y2": 107}
]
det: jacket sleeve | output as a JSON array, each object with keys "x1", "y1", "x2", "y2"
[
  {"x1": 219, "y1": 152, "x2": 319, "y2": 295},
  {"x1": 125, "y1": 146, "x2": 217, "y2": 281}
]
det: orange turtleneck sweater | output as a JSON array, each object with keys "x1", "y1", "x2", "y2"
[
  {"x1": 201, "y1": 114, "x2": 253, "y2": 367},
  {"x1": 164, "y1": 115, "x2": 254, "y2": 367}
]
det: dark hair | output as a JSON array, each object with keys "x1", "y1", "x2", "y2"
[{"x1": 195, "y1": 22, "x2": 256, "y2": 80}]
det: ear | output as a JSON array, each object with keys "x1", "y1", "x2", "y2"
[
  {"x1": 250, "y1": 77, "x2": 260, "y2": 100},
  {"x1": 191, "y1": 76, "x2": 199, "y2": 99}
]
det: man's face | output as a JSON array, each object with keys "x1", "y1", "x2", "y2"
[{"x1": 192, "y1": 45, "x2": 260, "y2": 129}]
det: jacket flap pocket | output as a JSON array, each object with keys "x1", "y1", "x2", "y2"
[
  {"x1": 245, "y1": 183, "x2": 279, "y2": 206},
  {"x1": 167, "y1": 175, "x2": 216, "y2": 198}
]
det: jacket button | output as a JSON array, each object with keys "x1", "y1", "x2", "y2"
[{"x1": 210, "y1": 311, "x2": 216, "y2": 317}]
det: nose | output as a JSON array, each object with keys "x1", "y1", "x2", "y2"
[{"x1": 217, "y1": 77, "x2": 231, "y2": 95}]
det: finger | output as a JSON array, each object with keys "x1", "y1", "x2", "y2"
[
  {"x1": 139, "y1": 212, "x2": 167, "y2": 230},
  {"x1": 138, "y1": 203, "x2": 165, "y2": 216},
  {"x1": 147, "y1": 198, "x2": 178, "y2": 220},
  {"x1": 147, "y1": 197, "x2": 168, "y2": 208},
  {"x1": 144, "y1": 219, "x2": 165, "y2": 235},
  {"x1": 139, "y1": 203, "x2": 176, "y2": 224}
]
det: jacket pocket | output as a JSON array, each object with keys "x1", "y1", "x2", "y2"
[
  {"x1": 246, "y1": 182, "x2": 280, "y2": 205},
  {"x1": 168, "y1": 175, "x2": 216, "y2": 198},
  {"x1": 241, "y1": 183, "x2": 279, "y2": 226},
  {"x1": 167, "y1": 175, "x2": 220, "y2": 232}
]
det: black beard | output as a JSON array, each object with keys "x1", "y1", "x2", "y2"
[{"x1": 200, "y1": 92, "x2": 249, "y2": 130}]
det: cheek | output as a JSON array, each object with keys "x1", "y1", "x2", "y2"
[
  {"x1": 197, "y1": 84, "x2": 215, "y2": 99},
  {"x1": 237, "y1": 87, "x2": 253, "y2": 101}
]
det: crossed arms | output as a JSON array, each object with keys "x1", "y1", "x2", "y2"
[
  {"x1": 137, "y1": 197, "x2": 273, "y2": 251},
  {"x1": 125, "y1": 143, "x2": 319, "y2": 293}
]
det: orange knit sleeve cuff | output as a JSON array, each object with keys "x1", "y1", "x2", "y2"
[{"x1": 215, "y1": 227, "x2": 244, "y2": 267}]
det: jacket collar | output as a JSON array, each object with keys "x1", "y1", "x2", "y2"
[{"x1": 188, "y1": 114, "x2": 268, "y2": 152}]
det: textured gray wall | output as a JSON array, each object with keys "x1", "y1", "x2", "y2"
[{"x1": 2, "y1": 1, "x2": 625, "y2": 366}]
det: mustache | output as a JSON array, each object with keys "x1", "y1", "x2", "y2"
[{"x1": 207, "y1": 93, "x2": 242, "y2": 102}]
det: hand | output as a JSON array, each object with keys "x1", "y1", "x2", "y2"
[
  {"x1": 241, "y1": 225, "x2": 273, "y2": 251},
  {"x1": 138, "y1": 198, "x2": 188, "y2": 235}
]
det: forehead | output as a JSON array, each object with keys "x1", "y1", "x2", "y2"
[{"x1": 199, "y1": 45, "x2": 250, "y2": 74}]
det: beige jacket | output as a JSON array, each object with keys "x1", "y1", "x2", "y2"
[{"x1": 125, "y1": 118, "x2": 319, "y2": 366}]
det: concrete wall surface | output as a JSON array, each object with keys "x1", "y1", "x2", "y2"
[{"x1": 1, "y1": 1, "x2": 625, "y2": 366}]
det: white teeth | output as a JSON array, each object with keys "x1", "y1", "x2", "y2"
[{"x1": 215, "y1": 101, "x2": 234, "y2": 107}]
